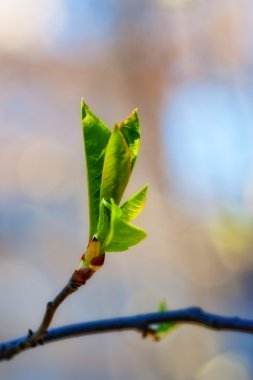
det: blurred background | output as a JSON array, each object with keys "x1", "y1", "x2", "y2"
[{"x1": 0, "y1": 0, "x2": 253, "y2": 379}]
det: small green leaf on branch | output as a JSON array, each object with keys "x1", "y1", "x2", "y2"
[{"x1": 147, "y1": 300, "x2": 178, "y2": 341}]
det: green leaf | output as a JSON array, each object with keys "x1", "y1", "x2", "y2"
[
  {"x1": 81, "y1": 100, "x2": 111, "y2": 239},
  {"x1": 96, "y1": 198, "x2": 110, "y2": 246},
  {"x1": 103, "y1": 199, "x2": 147, "y2": 252},
  {"x1": 159, "y1": 299, "x2": 168, "y2": 313},
  {"x1": 121, "y1": 185, "x2": 148, "y2": 222},
  {"x1": 154, "y1": 300, "x2": 177, "y2": 340},
  {"x1": 100, "y1": 127, "x2": 131, "y2": 204},
  {"x1": 117, "y1": 109, "x2": 140, "y2": 171}
]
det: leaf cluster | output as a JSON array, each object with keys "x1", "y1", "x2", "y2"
[{"x1": 81, "y1": 101, "x2": 148, "y2": 261}]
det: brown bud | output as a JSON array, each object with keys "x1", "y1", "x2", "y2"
[
  {"x1": 90, "y1": 254, "x2": 105, "y2": 268},
  {"x1": 72, "y1": 268, "x2": 95, "y2": 285}
]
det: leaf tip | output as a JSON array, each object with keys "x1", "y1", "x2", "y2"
[
  {"x1": 132, "y1": 107, "x2": 139, "y2": 118},
  {"x1": 142, "y1": 183, "x2": 149, "y2": 192},
  {"x1": 81, "y1": 99, "x2": 88, "y2": 120}
]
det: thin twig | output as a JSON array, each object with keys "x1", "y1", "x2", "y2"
[
  {"x1": 1, "y1": 307, "x2": 253, "y2": 361},
  {"x1": 0, "y1": 266, "x2": 95, "y2": 361},
  {"x1": 29, "y1": 277, "x2": 81, "y2": 341}
]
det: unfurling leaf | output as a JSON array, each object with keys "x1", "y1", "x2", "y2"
[
  {"x1": 117, "y1": 109, "x2": 140, "y2": 171},
  {"x1": 121, "y1": 185, "x2": 148, "y2": 222},
  {"x1": 100, "y1": 128, "x2": 131, "y2": 204},
  {"x1": 152, "y1": 300, "x2": 177, "y2": 340},
  {"x1": 96, "y1": 198, "x2": 110, "y2": 245},
  {"x1": 81, "y1": 100, "x2": 111, "y2": 239},
  {"x1": 103, "y1": 199, "x2": 147, "y2": 252}
]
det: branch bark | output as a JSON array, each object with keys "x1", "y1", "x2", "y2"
[{"x1": 1, "y1": 307, "x2": 253, "y2": 361}]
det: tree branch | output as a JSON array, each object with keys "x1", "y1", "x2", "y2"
[
  {"x1": 0, "y1": 265, "x2": 97, "y2": 361},
  {"x1": 1, "y1": 307, "x2": 253, "y2": 361}
]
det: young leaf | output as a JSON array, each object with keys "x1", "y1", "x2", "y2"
[
  {"x1": 154, "y1": 300, "x2": 177, "y2": 340},
  {"x1": 100, "y1": 128, "x2": 131, "y2": 204},
  {"x1": 121, "y1": 185, "x2": 148, "y2": 222},
  {"x1": 96, "y1": 198, "x2": 110, "y2": 246},
  {"x1": 81, "y1": 100, "x2": 111, "y2": 239},
  {"x1": 103, "y1": 199, "x2": 147, "y2": 252},
  {"x1": 117, "y1": 109, "x2": 140, "y2": 171}
]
